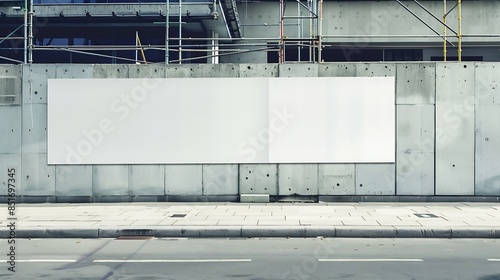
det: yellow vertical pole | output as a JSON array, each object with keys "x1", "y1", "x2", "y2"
[
  {"x1": 443, "y1": 0, "x2": 447, "y2": 62},
  {"x1": 458, "y1": 0, "x2": 462, "y2": 62}
]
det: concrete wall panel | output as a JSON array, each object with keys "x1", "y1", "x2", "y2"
[
  {"x1": 318, "y1": 164, "x2": 355, "y2": 195},
  {"x1": 93, "y1": 64, "x2": 129, "y2": 78},
  {"x1": 279, "y1": 64, "x2": 318, "y2": 77},
  {"x1": 475, "y1": 63, "x2": 500, "y2": 195},
  {"x1": 189, "y1": 64, "x2": 239, "y2": 78},
  {"x1": 278, "y1": 164, "x2": 318, "y2": 195},
  {"x1": 129, "y1": 165, "x2": 164, "y2": 195},
  {"x1": 355, "y1": 63, "x2": 396, "y2": 77},
  {"x1": 435, "y1": 63, "x2": 475, "y2": 195},
  {"x1": 129, "y1": 65, "x2": 167, "y2": 78},
  {"x1": 355, "y1": 164, "x2": 395, "y2": 195},
  {"x1": 22, "y1": 153, "x2": 55, "y2": 195},
  {"x1": 239, "y1": 164, "x2": 278, "y2": 194},
  {"x1": 0, "y1": 106, "x2": 21, "y2": 153},
  {"x1": 55, "y1": 166, "x2": 92, "y2": 196},
  {"x1": 0, "y1": 65, "x2": 21, "y2": 77},
  {"x1": 165, "y1": 65, "x2": 192, "y2": 78},
  {"x1": 239, "y1": 64, "x2": 278, "y2": 77},
  {"x1": 318, "y1": 64, "x2": 356, "y2": 77},
  {"x1": 22, "y1": 104, "x2": 47, "y2": 154},
  {"x1": 202, "y1": 164, "x2": 238, "y2": 195},
  {"x1": 22, "y1": 64, "x2": 55, "y2": 104},
  {"x1": 92, "y1": 165, "x2": 129, "y2": 195},
  {"x1": 165, "y1": 165, "x2": 202, "y2": 195},
  {"x1": 475, "y1": 105, "x2": 500, "y2": 195},
  {"x1": 56, "y1": 64, "x2": 93, "y2": 78},
  {"x1": 396, "y1": 105, "x2": 434, "y2": 195},
  {"x1": 475, "y1": 155, "x2": 500, "y2": 195},
  {"x1": 475, "y1": 63, "x2": 500, "y2": 105},
  {"x1": 396, "y1": 63, "x2": 435, "y2": 105},
  {"x1": 0, "y1": 154, "x2": 21, "y2": 196}
]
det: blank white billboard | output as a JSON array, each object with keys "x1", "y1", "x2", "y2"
[{"x1": 47, "y1": 77, "x2": 395, "y2": 164}]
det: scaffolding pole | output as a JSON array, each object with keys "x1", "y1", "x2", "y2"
[
  {"x1": 458, "y1": 0, "x2": 462, "y2": 61},
  {"x1": 443, "y1": 0, "x2": 446, "y2": 61},
  {"x1": 23, "y1": 0, "x2": 27, "y2": 63},
  {"x1": 318, "y1": 0, "x2": 323, "y2": 63},
  {"x1": 165, "y1": 0, "x2": 169, "y2": 64},
  {"x1": 279, "y1": 0, "x2": 284, "y2": 63},
  {"x1": 28, "y1": 0, "x2": 33, "y2": 63},
  {"x1": 279, "y1": 0, "x2": 320, "y2": 63},
  {"x1": 179, "y1": 0, "x2": 182, "y2": 64}
]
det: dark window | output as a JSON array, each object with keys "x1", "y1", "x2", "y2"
[
  {"x1": 430, "y1": 56, "x2": 483, "y2": 62},
  {"x1": 384, "y1": 49, "x2": 423, "y2": 61}
]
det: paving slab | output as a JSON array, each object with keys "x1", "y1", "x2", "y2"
[{"x1": 2, "y1": 202, "x2": 500, "y2": 238}]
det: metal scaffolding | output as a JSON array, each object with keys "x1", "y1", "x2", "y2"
[
  {"x1": 278, "y1": 0, "x2": 323, "y2": 63},
  {"x1": 2, "y1": 0, "x2": 500, "y2": 64}
]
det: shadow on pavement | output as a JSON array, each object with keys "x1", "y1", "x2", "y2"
[{"x1": 478, "y1": 274, "x2": 500, "y2": 280}]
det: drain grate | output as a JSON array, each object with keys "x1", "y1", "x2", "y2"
[
  {"x1": 116, "y1": 229, "x2": 155, "y2": 240},
  {"x1": 414, "y1": 213, "x2": 439, "y2": 218},
  {"x1": 170, "y1": 213, "x2": 187, "y2": 218},
  {"x1": 116, "y1": 235, "x2": 154, "y2": 240}
]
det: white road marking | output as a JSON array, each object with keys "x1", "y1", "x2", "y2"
[
  {"x1": 318, "y1": 259, "x2": 424, "y2": 262},
  {"x1": 16, "y1": 260, "x2": 77, "y2": 263},
  {"x1": 487, "y1": 259, "x2": 500, "y2": 262},
  {"x1": 93, "y1": 259, "x2": 252, "y2": 263}
]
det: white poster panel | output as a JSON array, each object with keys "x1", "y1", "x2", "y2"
[{"x1": 48, "y1": 77, "x2": 394, "y2": 164}]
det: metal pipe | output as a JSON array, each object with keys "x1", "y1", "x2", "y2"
[
  {"x1": 34, "y1": 42, "x2": 278, "y2": 49},
  {"x1": 178, "y1": 0, "x2": 182, "y2": 64},
  {"x1": 318, "y1": 0, "x2": 323, "y2": 63},
  {"x1": 443, "y1": 0, "x2": 447, "y2": 62},
  {"x1": 136, "y1": 32, "x2": 147, "y2": 63},
  {"x1": 38, "y1": 47, "x2": 150, "y2": 64},
  {"x1": 458, "y1": 0, "x2": 462, "y2": 62},
  {"x1": 283, "y1": 16, "x2": 317, "y2": 19},
  {"x1": 0, "y1": 55, "x2": 24, "y2": 64},
  {"x1": 308, "y1": 0, "x2": 312, "y2": 61},
  {"x1": 28, "y1": 0, "x2": 33, "y2": 63},
  {"x1": 165, "y1": 0, "x2": 169, "y2": 64},
  {"x1": 0, "y1": 37, "x2": 24, "y2": 41},
  {"x1": 297, "y1": 1, "x2": 301, "y2": 62},
  {"x1": 135, "y1": 31, "x2": 138, "y2": 63},
  {"x1": 169, "y1": 46, "x2": 274, "y2": 63},
  {"x1": 0, "y1": 25, "x2": 24, "y2": 45},
  {"x1": 24, "y1": 0, "x2": 27, "y2": 63},
  {"x1": 445, "y1": 2, "x2": 458, "y2": 17},
  {"x1": 296, "y1": 0, "x2": 317, "y2": 17},
  {"x1": 413, "y1": 0, "x2": 457, "y2": 35},
  {"x1": 322, "y1": 34, "x2": 499, "y2": 38},
  {"x1": 279, "y1": 0, "x2": 284, "y2": 63},
  {"x1": 240, "y1": 23, "x2": 299, "y2": 26},
  {"x1": 396, "y1": 0, "x2": 455, "y2": 47}
]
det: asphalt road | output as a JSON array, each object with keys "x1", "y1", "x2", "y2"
[{"x1": 1, "y1": 238, "x2": 499, "y2": 280}]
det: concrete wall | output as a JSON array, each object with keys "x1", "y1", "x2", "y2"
[{"x1": 1, "y1": 62, "x2": 499, "y2": 202}]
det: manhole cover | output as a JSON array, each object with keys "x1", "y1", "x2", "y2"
[{"x1": 414, "y1": 213, "x2": 439, "y2": 218}]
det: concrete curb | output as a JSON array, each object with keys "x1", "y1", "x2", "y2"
[{"x1": 2, "y1": 227, "x2": 500, "y2": 239}]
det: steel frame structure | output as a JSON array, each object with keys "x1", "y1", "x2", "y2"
[{"x1": 1, "y1": 0, "x2": 500, "y2": 64}]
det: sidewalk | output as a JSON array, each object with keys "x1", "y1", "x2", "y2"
[{"x1": 2, "y1": 202, "x2": 500, "y2": 238}]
